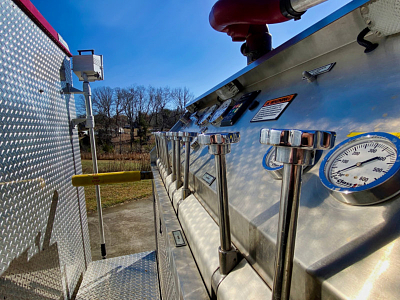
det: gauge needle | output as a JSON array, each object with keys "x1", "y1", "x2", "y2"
[{"x1": 333, "y1": 157, "x2": 381, "y2": 173}]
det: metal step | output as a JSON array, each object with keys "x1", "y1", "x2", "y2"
[{"x1": 76, "y1": 251, "x2": 160, "y2": 300}]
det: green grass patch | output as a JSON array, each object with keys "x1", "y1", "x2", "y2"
[{"x1": 81, "y1": 159, "x2": 153, "y2": 212}]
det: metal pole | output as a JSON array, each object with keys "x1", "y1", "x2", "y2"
[
  {"x1": 198, "y1": 132, "x2": 240, "y2": 277},
  {"x1": 259, "y1": 128, "x2": 335, "y2": 300},
  {"x1": 171, "y1": 135, "x2": 176, "y2": 181},
  {"x1": 215, "y1": 151, "x2": 232, "y2": 251},
  {"x1": 175, "y1": 138, "x2": 182, "y2": 189},
  {"x1": 272, "y1": 164, "x2": 302, "y2": 300},
  {"x1": 154, "y1": 133, "x2": 159, "y2": 159},
  {"x1": 164, "y1": 134, "x2": 172, "y2": 175},
  {"x1": 182, "y1": 138, "x2": 191, "y2": 199},
  {"x1": 83, "y1": 74, "x2": 106, "y2": 259}
]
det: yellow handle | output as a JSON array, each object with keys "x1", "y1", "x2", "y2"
[{"x1": 72, "y1": 171, "x2": 152, "y2": 186}]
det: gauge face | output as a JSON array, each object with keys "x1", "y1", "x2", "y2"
[
  {"x1": 320, "y1": 132, "x2": 400, "y2": 205},
  {"x1": 198, "y1": 105, "x2": 218, "y2": 126},
  {"x1": 210, "y1": 99, "x2": 233, "y2": 124}
]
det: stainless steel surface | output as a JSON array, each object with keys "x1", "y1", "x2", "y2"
[
  {"x1": 162, "y1": 2, "x2": 400, "y2": 300},
  {"x1": 290, "y1": 0, "x2": 328, "y2": 12},
  {"x1": 217, "y1": 258, "x2": 272, "y2": 300},
  {"x1": 153, "y1": 167, "x2": 209, "y2": 300},
  {"x1": 319, "y1": 132, "x2": 400, "y2": 205},
  {"x1": 76, "y1": 252, "x2": 160, "y2": 300},
  {"x1": 172, "y1": 4, "x2": 400, "y2": 298},
  {"x1": 0, "y1": 1, "x2": 90, "y2": 298},
  {"x1": 178, "y1": 194, "x2": 221, "y2": 294}
]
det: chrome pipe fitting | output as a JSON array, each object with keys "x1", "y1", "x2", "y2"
[
  {"x1": 260, "y1": 128, "x2": 335, "y2": 300},
  {"x1": 198, "y1": 132, "x2": 240, "y2": 275}
]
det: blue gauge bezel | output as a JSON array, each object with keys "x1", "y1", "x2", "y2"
[
  {"x1": 262, "y1": 146, "x2": 283, "y2": 171},
  {"x1": 319, "y1": 132, "x2": 400, "y2": 193}
]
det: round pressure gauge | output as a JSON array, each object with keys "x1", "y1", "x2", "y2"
[
  {"x1": 210, "y1": 99, "x2": 233, "y2": 125},
  {"x1": 198, "y1": 105, "x2": 219, "y2": 126},
  {"x1": 319, "y1": 132, "x2": 400, "y2": 205}
]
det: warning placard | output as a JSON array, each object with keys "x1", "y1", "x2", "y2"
[{"x1": 250, "y1": 94, "x2": 297, "y2": 122}]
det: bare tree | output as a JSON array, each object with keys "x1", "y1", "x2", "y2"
[
  {"x1": 123, "y1": 86, "x2": 136, "y2": 150},
  {"x1": 156, "y1": 86, "x2": 171, "y2": 131},
  {"x1": 92, "y1": 86, "x2": 114, "y2": 134},
  {"x1": 171, "y1": 87, "x2": 194, "y2": 116}
]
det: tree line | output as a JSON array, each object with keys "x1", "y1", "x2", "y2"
[{"x1": 77, "y1": 85, "x2": 194, "y2": 152}]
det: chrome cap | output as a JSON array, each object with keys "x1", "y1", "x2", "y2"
[
  {"x1": 260, "y1": 129, "x2": 335, "y2": 150},
  {"x1": 178, "y1": 131, "x2": 198, "y2": 138},
  {"x1": 198, "y1": 132, "x2": 240, "y2": 146}
]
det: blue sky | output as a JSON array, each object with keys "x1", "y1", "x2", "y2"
[{"x1": 32, "y1": 0, "x2": 351, "y2": 98}]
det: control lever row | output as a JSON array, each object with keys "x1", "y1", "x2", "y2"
[{"x1": 155, "y1": 128, "x2": 336, "y2": 300}]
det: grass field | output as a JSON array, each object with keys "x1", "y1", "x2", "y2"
[{"x1": 81, "y1": 160, "x2": 153, "y2": 212}]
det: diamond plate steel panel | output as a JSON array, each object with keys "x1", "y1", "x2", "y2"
[
  {"x1": 0, "y1": 0, "x2": 90, "y2": 299},
  {"x1": 76, "y1": 251, "x2": 160, "y2": 300},
  {"x1": 154, "y1": 174, "x2": 179, "y2": 300}
]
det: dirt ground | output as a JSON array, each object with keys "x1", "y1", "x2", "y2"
[{"x1": 87, "y1": 196, "x2": 156, "y2": 261}]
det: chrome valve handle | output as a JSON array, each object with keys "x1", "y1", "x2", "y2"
[
  {"x1": 198, "y1": 132, "x2": 240, "y2": 276},
  {"x1": 159, "y1": 132, "x2": 172, "y2": 175},
  {"x1": 166, "y1": 132, "x2": 178, "y2": 181},
  {"x1": 260, "y1": 129, "x2": 335, "y2": 300},
  {"x1": 178, "y1": 132, "x2": 198, "y2": 199},
  {"x1": 173, "y1": 132, "x2": 183, "y2": 190}
]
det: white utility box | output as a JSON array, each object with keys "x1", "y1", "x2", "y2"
[{"x1": 72, "y1": 50, "x2": 104, "y2": 82}]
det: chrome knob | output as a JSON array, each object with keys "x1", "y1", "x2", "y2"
[
  {"x1": 260, "y1": 129, "x2": 335, "y2": 165},
  {"x1": 178, "y1": 131, "x2": 197, "y2": 142},
  {"x1": 198, "y1": 132, "x2": 240, "y2": 155}
]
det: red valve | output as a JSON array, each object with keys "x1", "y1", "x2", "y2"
[{"x1": 209, "y1": 0, "x2": 290, "y2": 41}]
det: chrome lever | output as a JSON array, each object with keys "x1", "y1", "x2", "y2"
[
  {"x1": 178, "y1": 132, "x2": 198, "y2": 199},
  {"x1": 198, "y1": 132, "x2": 241, "y2": 276},
  {"x1": 166, "y1": 132, "x2": 177, "y2": 180},
  {"x1": 260, "y1": 128, "x2": 335, "y2": 300}
]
